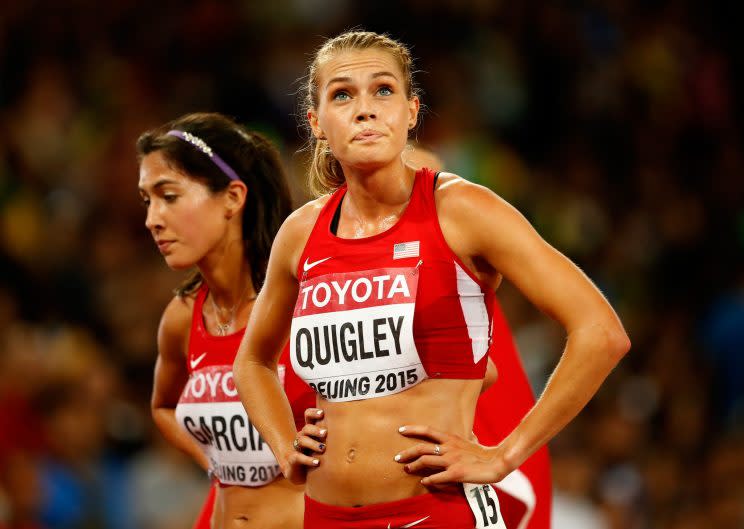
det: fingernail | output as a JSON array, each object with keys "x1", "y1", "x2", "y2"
[
  {"x1": 398, "y1": 426, "x2": 406, "y2": 433},
  {"x1": 394, "y1": 454, "x2": 401, "y2": 462},
  {"x1": 319, "y1": 429, "x2": 327, "y2": 436},
  {"x1": 318, "y1": 444, "x2": 325, "y2": 450},
  {"x1": 316, "y1": 409, "x2": 323, "y2": 416},
  {"x1": 313, "y1": 459, "x2": 319, "y2": 465}
]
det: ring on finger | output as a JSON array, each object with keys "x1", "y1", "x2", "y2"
[
  {"x1": 433, "y1": 444, "x2": 441, "y2": 456},
  {"x1": 293, "y1": 437, "x2": 301, "y2": 452}
]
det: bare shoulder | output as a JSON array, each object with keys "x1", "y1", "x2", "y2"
[
  {"x1": 434, "y1": 172, "x2": 510, "y2": 215},
  {"x1": 433, "y1": 171, "x2": 461, "y2": 190},
  {"x1": 158, "y1": 293, "x2": 196, "y2": 359},
  {"x1": 280, "y1": 194, "x2": 331, "y2": 240},
  {"x1": 433, "y1": 172, "x2": 532, "y2": 269}
]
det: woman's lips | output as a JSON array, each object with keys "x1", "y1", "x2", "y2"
[
  {"x1": 156, "y1": 240, "x2": 174, "y2": 253},
  {"x1": 353, "y1": 129, "x2": 383, "y2": 141}
]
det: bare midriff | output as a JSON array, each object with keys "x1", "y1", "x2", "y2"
[
  {"x1": 215, "y1": 477, "x2": 304, "y2": 528},
  {"x1": 305, "y1": 377, "x2": 483, "y2": 506}
]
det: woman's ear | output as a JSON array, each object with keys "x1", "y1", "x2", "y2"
[
  {"x1": 224, "y1": 180, "x2": 248, "y2": 219},
  {"x1": 308, "y1": 108, "x2": 325, "y2": 139},
  {"x1": 408, "y1": 96, "x2": 420, "y2": 130}
]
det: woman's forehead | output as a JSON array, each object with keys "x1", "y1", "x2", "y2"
[
  {"x1": 138, "y1": 151, "x2": 188, "y2": 189},
  {"x1": 317, "y1": 49, "x2": 403, "y2": 85}
]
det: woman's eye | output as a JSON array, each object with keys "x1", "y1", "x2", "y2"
[
  {"x1": 378, "y1": 86, "x2": 393, "y2": 96},
  {"x1": 164, "y1": 194, "x2": 178, "y2": 203},
  {"x1": 332, "y1": 90, "x2": 350, "y2": 101},
  {"x1": 141, "y1": 198, "x2": 150, "y2": 208}
]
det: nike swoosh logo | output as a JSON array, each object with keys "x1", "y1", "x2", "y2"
[
  {"x1": 303, "y1": 256, "x2": 332, "y2": 272},
  {"x1": 387, "y1": 516, "x2": 430, "y2": 528},
  {"x1": 190, "y1": 352, "x2": 207, "y2": 369}
]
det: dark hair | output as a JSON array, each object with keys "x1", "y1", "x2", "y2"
[
  {"x1": 302, "y1": 30, "x2": 420, "y2": 196},
  {"x1": 136, "y1": 112, "x2": 292, "y2": 296}
]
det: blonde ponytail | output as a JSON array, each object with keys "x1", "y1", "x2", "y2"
[{"x1": 307, "y1": 139, "x2": 345, "y2": 197}]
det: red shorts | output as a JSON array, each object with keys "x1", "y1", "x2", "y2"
[{"x1": 304, "y1": 488, "x2": 476, "y2": 529}]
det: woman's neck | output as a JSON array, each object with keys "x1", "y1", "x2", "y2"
[
  {"x1": 341, "y1": 160, "x2": 416, "y2": 221},
  {"x1": 199, "y1": 235, "x2": 255, "y2": 307}
]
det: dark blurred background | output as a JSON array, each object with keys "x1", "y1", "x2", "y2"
[{"x1": 1, "y1": 1, "x2": 743, "y2": 528}]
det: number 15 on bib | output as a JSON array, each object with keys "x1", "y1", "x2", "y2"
[{"x1": 464, "y1": 483, "x2": 507, "y2": 529}]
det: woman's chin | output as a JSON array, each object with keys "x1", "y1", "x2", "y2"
[
  {"x1": 346, "y1": 156, "x2": 400, "y2": 173},
  {"x1": 163, "y1": 256, "x2": 196, "y2": 271}
]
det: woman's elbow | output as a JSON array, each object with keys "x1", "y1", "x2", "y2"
[
  {"x1": 606, "y1": 326, "x2": 631, "y2": 363},
  {"x1": 150, "y1": 404, "x2": 170, "y2": 431}
]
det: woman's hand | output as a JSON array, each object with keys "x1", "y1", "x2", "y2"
[
  {"x1": 282, "y1": 408, "x2": 327, "y2": 484},
  {"x1": 395, "y1": 425, "x2": 512, "y2": 486}
]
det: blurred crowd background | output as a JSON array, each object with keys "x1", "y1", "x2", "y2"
[{"x1": 1, "y1": 1, "x2": 743, "y2": 528}]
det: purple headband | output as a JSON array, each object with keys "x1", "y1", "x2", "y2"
[{"x1": 166, "y1": 130, "x2": 241, "y2": 181}]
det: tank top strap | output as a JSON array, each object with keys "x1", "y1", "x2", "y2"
[
  {"x1": 296, "y1": 186, "x2": 348, "y2": 278},
  {"x1": 317, "y1": 185, "x2": 348, "y2": 227},
  {"x1": 410, "y1": 167, "x2": 439, "y2": 221},
  {"x1": 190, "y1": 283, "x2": 208, "y2": 334}
]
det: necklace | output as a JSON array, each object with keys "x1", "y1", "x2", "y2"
[{"x1": 208, "y1": 283, "x2": 256, "y2": 336}]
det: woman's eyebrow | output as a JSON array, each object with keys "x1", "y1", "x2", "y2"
[
  {"x1": 139, "y1": 178, "x2": 178, "y2": 192},
  {"x1": 370, "y1": 71, "x2": 398, "y2": 80},
  {"x1": 325, "y1": 71, "x2": 399, "y2": 89},
  {"x1": 325, "y1": 76, "x2": 351, "y2": 88}
]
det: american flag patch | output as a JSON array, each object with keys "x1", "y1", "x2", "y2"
[{"x1": 393, "y1": 241, "x2": 420, "y2": 259}]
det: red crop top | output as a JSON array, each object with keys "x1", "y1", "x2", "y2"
[
  {"x1": 175, "y1": 285, "x2": 315, "y2": 486},
  {"x1": 289, "y1": 168, "x2": 494, "y2": 402}
]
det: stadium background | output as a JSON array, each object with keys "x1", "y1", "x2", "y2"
[{"x1": 1, "y1": 2, "x2": 743, "y2": 528}]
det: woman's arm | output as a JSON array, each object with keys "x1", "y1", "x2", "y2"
[
  {"x1": 151, "y1": 296, "x2": 209, "y2": 470},
  {"x1": 233, "y1": 206, "x2": 321, "y2": 483},
  {"x1": 397, "y1": 177, "x2": 630, "y2": 485}
]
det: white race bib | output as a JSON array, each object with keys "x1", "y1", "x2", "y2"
[
  {"x1": 176, "y1": 365, "x2": 281, "y2": 486},
  {"x1": 290, "y1": 267, "x2": 427, "y2": 402}
]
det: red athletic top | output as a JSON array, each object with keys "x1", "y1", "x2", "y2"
[
  {"x1": 175, "y1": 285, "x2": 315, "y2": 487},
  {"x1": 290, "y1": 168, "x2": 493, "y2": 402}
]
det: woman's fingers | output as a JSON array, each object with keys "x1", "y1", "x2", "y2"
[
  {"x1": 419, "y1": 462, "x2": 498, "y2": 485},
  {"x1": 298, "y1": 408, "x2": 327, "y2": 456},
  {"x1": 394, "y1": 428, "x2": 504, "y2": 485},
  {"x1": 296, "y1": 432, "x2": 326, "y2": 454},
  {"x1": 397, "y1": 424, "x2": 448, "y2": 443},
  {"x1": 394, "y1": 442, "x2": 442, "y2": 463},
  {"x1": 304, "y1": 407, "x2": 324, "y2": 424},
  {"x1": 300, "y1": 423, "x2": 327, "y2": 441},
  {"x1": 403, "y1": 455, "x2": 449, "y2": 474},
  {"x1": 420, "y1": 467, "x2": 465, "y2": 486},
  {"x1": 287, "y1": 449, "x2": 321, "y2": 469}
]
